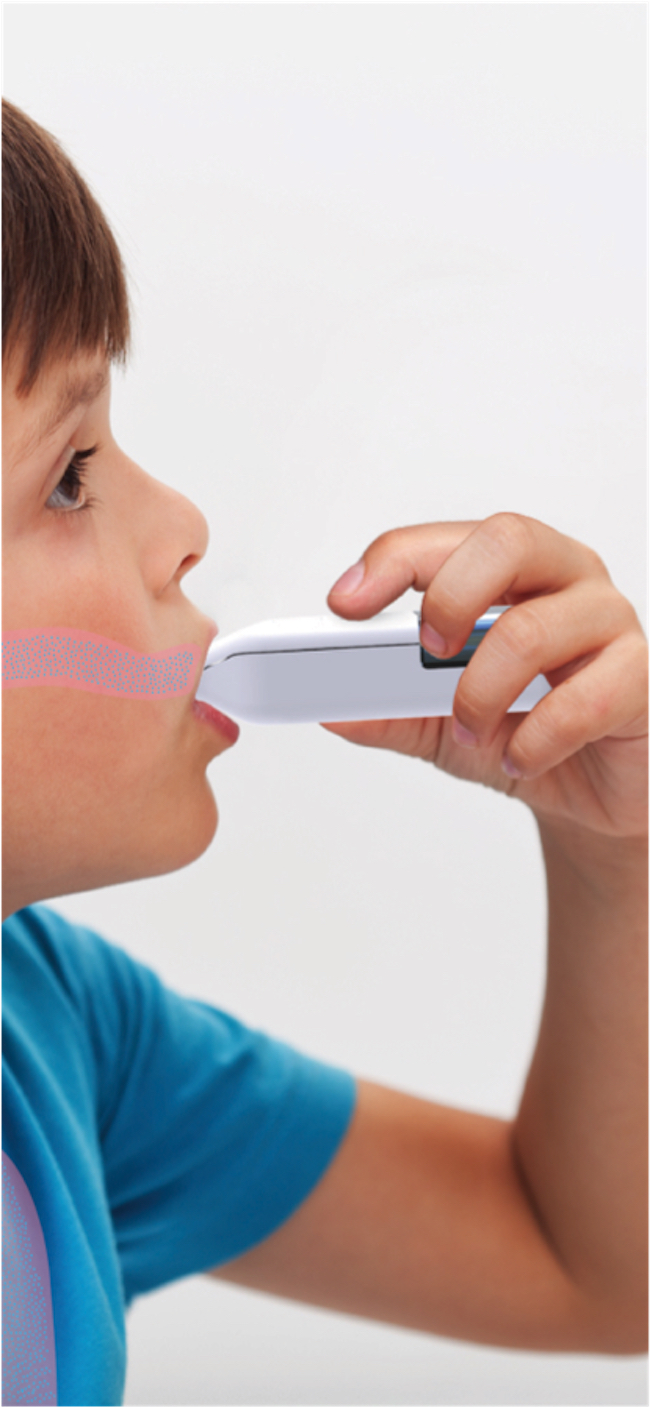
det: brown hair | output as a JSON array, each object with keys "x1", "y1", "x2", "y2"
[{"x1": 2, "y1": 99, "x2": 130, "y2": 394}]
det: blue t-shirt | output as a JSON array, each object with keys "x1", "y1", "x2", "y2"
[{"x1": 2, "y1": 905, "x2": 356, "y2": 1406}]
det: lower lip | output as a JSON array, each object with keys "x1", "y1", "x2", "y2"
[{"x1": 192, "y1": 699, "x2": 240, "y2": 744}]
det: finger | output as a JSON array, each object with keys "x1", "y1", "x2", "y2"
[
  {"x1": 327, "y1": 515, "x2": 608, "y2": 643},
  {"x1": 327, "y1": 522, "x2": 481, "y2": 618},
  {"x1": 320, "y1": 719, "x2": 394, "y2": 748},
  {"x1": 501, "y1": 631, "x2": 648, "y2": 780},
  {"x1": 451, "y1": 578, "x2": 636, "y2": 750},
  {"x1": 418, "y1": 513, "x2": 610, "y2": 662},
  {"x1": 319, "y1": 717, "x2": 438, "y2": 758}
]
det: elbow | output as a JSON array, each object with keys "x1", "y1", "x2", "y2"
[
  {"x1": 584, "y1": 1293, "x2": 648, "y2": 1357},
  {"x1": 611, "y1": 1312, "x2": 648, "y2": 1358}
]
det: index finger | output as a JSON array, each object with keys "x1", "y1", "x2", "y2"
[
  {"x1": 328, "y1": 521, "x2": 480, "y2": 614},
  {"x1": 328, "y1": 513, "x2": 609, "y2": 656}
]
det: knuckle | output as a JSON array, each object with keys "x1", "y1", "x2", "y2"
[
  {"x1": 575, "y1": 538, "x2": 610, "y2": 580},
  {"x1": 521, "y1": 678, "x2": 593, "y2": 764},
  {"x1": 366, "y1": 525, "x2": 414, "y2": 566},
  {"x1": 364, "y1": 529, "x2": 391, "y2": 560},
  {"x1": 630, "y1": 628, "x2": 650, "y2": 666},
  {"x1": 492, "y1": 602, "x2": 549, "y2": 665},
  {"x1": 482, "y1": 511, "x2": 533, "y2": 557},
  {"x1": 369, "y1": 528, "x2": 396, "y2": 553},
  {"x1": 370, "y1": 525, "x2": 411, "y2": 553},
  {"x1": 453, "y1": 675, "x2": 486, "y2": 728},
  {"x1": 616, "y1": 593, "x2": 646, "y2": 636},
  {"x1": 593, "y1": 683, "x2": 617, "y2": 726},
  {"x1": 625, "y1": 631, "x2": 649, "y2": 699},
  {"x1": 428, "y1": 579, "x2": 463, "y2": 622},
  {"x1": 514, "y1": 702, "x2": 557, "y2": 762}
]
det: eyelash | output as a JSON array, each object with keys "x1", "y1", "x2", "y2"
[{"x1": 47, "y1": 445, "x2": 99, "y2": 514}]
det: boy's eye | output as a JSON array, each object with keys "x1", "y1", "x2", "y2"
[{"x1": 46, "y1": 446, "x2": 98, "y2": 513}]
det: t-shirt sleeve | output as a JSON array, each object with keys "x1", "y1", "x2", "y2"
[{"x1": 34, "y1": 906, "x2": 357, "y2": 1306}]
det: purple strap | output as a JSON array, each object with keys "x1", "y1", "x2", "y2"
[{"x1": 2, "y1": 1152, "x2": 57, "y2": 1406}]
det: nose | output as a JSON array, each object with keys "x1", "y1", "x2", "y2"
[
  {"x1": 166, "y1": 485, "x2": 210, "y2": 586},
  {"x1": 134, "y1": 464, "x2": 210, "y2": 594}
]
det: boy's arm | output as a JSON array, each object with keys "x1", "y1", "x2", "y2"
[
  {"x1": 212, "y1": 516, "x2": 647, "y2": 1351},
  {"x1": 514, "y1": 820, "x2": 647, "y2": 1337},
  {"x1": 213, "y1": 822, "x2": 647, "y2": 1352}
]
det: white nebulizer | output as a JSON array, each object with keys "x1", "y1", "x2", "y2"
[{"x1": 195, "y1": 606, "x2": 550, "y2": 724}]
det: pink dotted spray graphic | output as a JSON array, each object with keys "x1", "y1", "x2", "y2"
[{"x1": 2, "y1": 630, "x2": 201, "y2": 698}]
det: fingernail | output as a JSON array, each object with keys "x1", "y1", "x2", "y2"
[
  {"x1": 421, "y1": 622, "x2": 447, "y2": 655},
  {"x1": 502, "y1": 754, "x2": 522, "y2": 778},
  {"x1": 452, "y1": 718, "x2": 477, "y2": 748},
  {"x1": 330, "y1": 560, "x2": 366, "y2": 596}
]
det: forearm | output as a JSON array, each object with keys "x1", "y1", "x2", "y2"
[
  {"x1": 213, "y1": 821, "x2": 647, "y2": 1352},
  {"x1": 513, "y1": 818, "x2": 648, "y2": 1331}
]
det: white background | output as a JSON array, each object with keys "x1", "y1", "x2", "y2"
[{"x1": 4, "y1": 4, "x2": 647, "y2": 1404}]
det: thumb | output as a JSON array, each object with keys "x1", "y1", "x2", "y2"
[
  {"x1": 319, "y1": 718, "x2": 436, "y2": 756},
  {"x1": 319, "y1": 719, "x2": 395, "y2": 749}
]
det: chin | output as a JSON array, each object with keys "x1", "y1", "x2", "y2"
[
  {"x1": 88, "y1": 776, "x2": 221, "y2": 889},
  {"x1": 145, "y1": 781, "x2": 219, "y2": 879},
  {"x1": 4, "y1": 766, "x2": 222, "y2": 912}
]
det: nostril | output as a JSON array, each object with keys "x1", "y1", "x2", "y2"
[{"x1": 178, "y1": 553, "x2": 201, "y2": 575}]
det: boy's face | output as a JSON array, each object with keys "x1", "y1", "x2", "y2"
[{"x1": 2, "y1": 349, "x2": 238, "y2": 916}]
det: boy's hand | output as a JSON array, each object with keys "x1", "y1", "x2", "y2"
[{"x1": 324, "y1": 514, "x2": 648, "y2": 839}]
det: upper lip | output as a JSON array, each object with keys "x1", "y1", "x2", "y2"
[
  {"x1": 195, "y1": 618, "x2": 219, "y2": 688},
  {"x1": 178, "y1": 616, "x2": 219, "y2": 705}
]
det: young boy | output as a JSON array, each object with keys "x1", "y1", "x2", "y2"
[{"x1": 2, "y1": 98, "x2": 647, "y2": 1407}]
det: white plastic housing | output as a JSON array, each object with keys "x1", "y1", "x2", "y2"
[{"x1": 195, "y1": 608, "x2": 551, "y2": 724}]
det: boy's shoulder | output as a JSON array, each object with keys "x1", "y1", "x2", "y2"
[
  {"x1": 5, "y1": 900, "x2": 119, "y2": 966},
  {"x1": 3, "y1": 902, "x2": 148, "y2": 1033},
  {"x1": 3, "y1": 901, "x2": 356, "y2": 1310}
]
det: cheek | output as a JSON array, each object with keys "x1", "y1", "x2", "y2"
[{"x1": 4, "y1": 688, "x2": 172, "y2": 786}]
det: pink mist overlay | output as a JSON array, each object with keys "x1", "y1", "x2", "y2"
[{"x1": 2, "y1": 629, "x2": 201, "y2": 699}]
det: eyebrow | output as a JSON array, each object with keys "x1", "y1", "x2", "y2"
[{"x1": 18, "y1": 367, "x2": 110, "y2": 462}]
